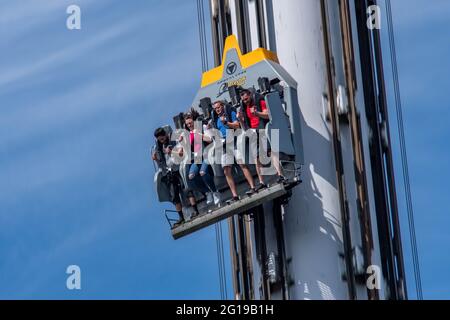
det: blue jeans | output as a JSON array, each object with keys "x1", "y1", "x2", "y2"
[{"x1": 187, "y1": 161, "x2": 217, "y2": 193}]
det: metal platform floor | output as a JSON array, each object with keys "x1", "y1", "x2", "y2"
[{"x1": 172, "y1": 182, "x2": 288, "y2": 239}]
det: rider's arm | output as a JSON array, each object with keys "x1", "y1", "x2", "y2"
[
  {"x1": 255, "y1": 101, "x2": 269, "y2": 120},
  {"x1": 226, "y1": 120, "x2": 241, "y2": 129},
  {"x1": 225, "y1": 111, "x2": 241, "y2": 129},
  {"x1": 201, "y1": 132, "x2": 212, "y2": 143}
]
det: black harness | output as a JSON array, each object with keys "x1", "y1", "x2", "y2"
[{"x1": 242, "y1": 92, "x2": 269, "y2": 130}]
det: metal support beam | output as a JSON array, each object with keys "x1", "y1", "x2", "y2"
[
  {"x1": 371, "y1": 0, "x2": 407, "y2": 299},
  {"x1": 320, "y1": 0, "x2": 357, "y2": 300},
  {"x1": 354, "y1": 0, "x2": 407, "y2": 300},
  {"x1": 255, "y1": 0, "x2": 268, "y2": 49},
  {"x1": 228, "y1": 216, "x2": 241, "y2": 299},
  {"x1": 338, "y1": 0, "x2": 377, "y2": 300}
]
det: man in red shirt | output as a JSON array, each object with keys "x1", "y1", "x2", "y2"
[
  {"x1": 238, "y1": 89, "x2": 285, "y2": 187},
  {"x1": 245, "y1": 96, "x2": 267, "y2": 129}
]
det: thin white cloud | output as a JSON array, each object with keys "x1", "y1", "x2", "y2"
[
  {"x1": 0, "y1": 1, "x2": 196, "y2": 90},
  {"x1": 0, "y1": 0, "x2": 95, "y2": 40},
  {"x1": 0, "y1": 16, "x2": 136, "y2": 88},
  {"x1": 0, "y1": 40, "x2": 200, "y2": 148}
]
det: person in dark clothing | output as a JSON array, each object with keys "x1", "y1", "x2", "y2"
[{"x1": 152, "y1": 127, "x2": 185, "y2": 226}]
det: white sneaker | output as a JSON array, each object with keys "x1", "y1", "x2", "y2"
[
  {"x1": 206, "y1": 192, "x2": 214, "y2": 205},
  {"x1": 213, "y1": 192, "x2": 221, "y2": 206}
]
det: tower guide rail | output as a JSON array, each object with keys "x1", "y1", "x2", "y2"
[{"x1": 172, "y1": 182, "x2": 288, "y2": 239}]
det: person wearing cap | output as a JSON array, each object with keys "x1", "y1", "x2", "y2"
[{"x1": 152, "y1": 127, "x2": 185, "y2": 226}]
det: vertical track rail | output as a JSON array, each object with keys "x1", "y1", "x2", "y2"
[
  {"x1": 338, "y1": 0, "x2": 378, "y2": 300},
  {"x1": 228, "y1": 217, "x2": 241, "y2": 299},
  {"x1": 272, "y1": 199, "x2": 290, "y2": 300},
  {"x1": 255, "y1": 0, "x2": 267, "y2": 49},
  {"x1": 254, "y1": 205, "x2": 270, "y2": 299},
  {"x1": 235, "y1": 0, "x2": 251, "y2": 54},
  {"x1": 354, "y1": 0, "x2": 407, "y2": 300},
  {"x1": 371, "y1": 0, "x2": 407, "y2": 298},
  {"x1": 320, "y1": 0, "x2": 357, "y2": 300},
  {"x1": 236, "y1": 213, "x2": 251, "y2": 299}
]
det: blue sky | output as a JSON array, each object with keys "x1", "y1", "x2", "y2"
[
  {"x1": 387, "y1": 0, "x2": 450, "y2": 299},
  {"x1": 0, "y1": 0, "x2": 448, "y2": 299}
]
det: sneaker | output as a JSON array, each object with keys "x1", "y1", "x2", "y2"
[
  {"x1": 206, "y1": 192, "x2": 214, "y2": 205},
  {"x1": 213, "y1": 192, "x2": 221, "y2": 206},
  {"x1": 255, "y1": 183, "x2": 267, "y2": 192},
  {"x1": 277, "y1": 175, "x2": 287, "y2": 184},
  {"x1": 191, "y1": 210, "x2": 199, "y2": 219},
  {"x1": 246, "y1": 188, "x2": 257, "y2": 197},
  {"x1": 173, "y1": 218, "x2": 185, "y2": 228},
  {"x1": 227, "y1": 196, "x2": 240, "y2": 205}
]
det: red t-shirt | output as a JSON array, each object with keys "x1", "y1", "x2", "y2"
[{"x1": 246, "y1": 100, "x2": 267, "y2": 128}]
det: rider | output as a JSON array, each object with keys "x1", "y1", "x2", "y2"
[
  {"x1": 183, "y1": 110, "x2": 221, "y2": 208},
  {"x1": 152, "y1": 127, "x2": 185, "y2": 226},
  {"x1": 238, "y1": 88, "x2": 285, "y2": 185},
  {"x1": 211, "y1": 100, "x2": 257, "y2": 204}
]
